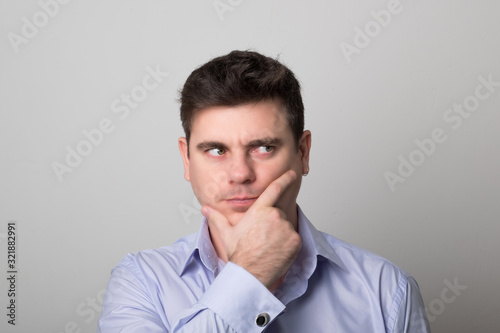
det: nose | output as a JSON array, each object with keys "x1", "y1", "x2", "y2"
[{"x1": 227, "y1": 153, "x2": 255, "y2": 184}]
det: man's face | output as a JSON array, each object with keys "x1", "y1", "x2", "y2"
[{"x1": 179, "y1": 100, "x2": 311, "y2": 226}]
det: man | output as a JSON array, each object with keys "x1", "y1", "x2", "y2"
[{"x1": 98, "y1": 50, "x2": 431, "y2": 332}]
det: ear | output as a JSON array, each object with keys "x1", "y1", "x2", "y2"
[
  {"x1": 178, "y1": 137, "x2": 191, "y2": 181},
  {"x1": 298, "y1": 130, "x2": 311, "y2": 175}
]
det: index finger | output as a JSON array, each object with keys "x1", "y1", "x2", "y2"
[{"x1": 254, "y1": 170, "x2": 297, "y2": 208}]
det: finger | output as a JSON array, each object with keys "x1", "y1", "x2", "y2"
[
  {"x1": 254, "y1": 170, "x2": 297, "y2": 208},
  {"x1": 201, "y1": 205, "x2": 231, "y2": 229}
]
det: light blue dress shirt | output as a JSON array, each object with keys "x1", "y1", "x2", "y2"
[{"x1": 98, "y1": 207, "x2": 431, "y2": 332}]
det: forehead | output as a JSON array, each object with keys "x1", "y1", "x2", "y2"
[{"x1": 190, "y1": 100, "x2": 292, "y2": 143}]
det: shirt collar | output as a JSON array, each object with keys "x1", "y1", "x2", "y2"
[
  {"x1": 179, "y1": 205, "x2": 346, "y2": 276},
  {"x1": 273, "y1": 206, "x2": 346, "y2": 304},
  {"x1": 295, "y1": 205, "x2": 346, "y2": 273},
  {"x1": 179, "y1": 218, "x2": 219, "y2": 276}
]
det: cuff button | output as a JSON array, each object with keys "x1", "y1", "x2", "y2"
[{"x1": 256, "y1": 313, "x2": 270, "y2": 327}]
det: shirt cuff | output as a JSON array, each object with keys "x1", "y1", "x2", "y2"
[{"x1": 199, "y1": 261, "x2": 285, "y2": 332}]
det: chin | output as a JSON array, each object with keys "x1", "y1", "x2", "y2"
[{"x1": 225, "y1": 210, "x2": 247, "y2": 226}]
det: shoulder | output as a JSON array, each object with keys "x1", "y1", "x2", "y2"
[
  {"x1": 319, "y1": 232, "x2": 425, "y2": 330},
  {"x1": 319, "y1": 231, "x2": 429, "y2": 331},
  {"x1": 322, "y1": 231, "x2": 410, "y2": 272},
  {"x1": 320, "y1": 231, "x2": 414, "y2": 293},
  {"x1": 114, "y1": 232, "x2": 198, "y2": 278}
]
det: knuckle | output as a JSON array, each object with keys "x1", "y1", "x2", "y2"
[
  {"x1": 269, "y1": 209, "x2": 282, "y2": 220},
  {"x1": 290, "y1": 233, "x2": 302, "y2": 247}
]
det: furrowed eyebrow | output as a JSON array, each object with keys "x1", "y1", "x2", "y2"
[
  {"x1": 195, "y1": 138, "x2": 282, "y2": 151},
  {"x1": 247, "y1": 138, "x2": 282, "y2": 148},
  {"x1": 196, "y1": 141, "x2": 227, "y2": 151}
]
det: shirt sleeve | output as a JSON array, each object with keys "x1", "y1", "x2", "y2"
[
  {"x1": 173, "y1": 262, "x2": 285, "y2": 332},
  {"x1": 390, "y1": 274, "x2": 432, "y2": 333},
  {"x1": 98, "y1": 260, "x2": 285, "y2": 333}
]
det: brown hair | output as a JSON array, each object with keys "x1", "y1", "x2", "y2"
[{"x1": 179, "y1": 50, "x2": 304, "y2": 147}]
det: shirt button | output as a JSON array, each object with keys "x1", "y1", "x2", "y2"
[{"x1": 255, "y1": 313, "x2": 270, "y2": 327}]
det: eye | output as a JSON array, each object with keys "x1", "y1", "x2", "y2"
[
  {"x1": 255, "y1": 146, "x2": 274, "y2": 154},
  {"x1": 207, "y1": 147, "x2": 226, "y2": 156}
]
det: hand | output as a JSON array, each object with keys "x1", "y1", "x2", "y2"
[{"x1": 201, "y1": 170, "x2": 302, "y2": 290}]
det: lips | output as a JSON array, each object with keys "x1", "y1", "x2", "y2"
[
  {"x1": 225, "y1": 196, "x2": 258, "y2": 207},
  {"x1": 227, "y1": 196, "x2": 257, "y2": 201}
]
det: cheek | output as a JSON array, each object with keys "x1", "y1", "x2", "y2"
[
  {"x1": 189, "y1": 164, "x2": 218, "y2": 205},
  {"x1": 258, "y1": 163, "x2": 286, "y2": 182},
  {"x1": 260, "y1": 150, "x2": 301, "y2": 177},
  {"x1": 277, "y1": 150, "x2": 303, "y2": 174},
  {"x1": 256, "y1": 160, "x2": 294, "y2": 186}
]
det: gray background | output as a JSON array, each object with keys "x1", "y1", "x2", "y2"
[{"x1": 1, "y1": 0, "x2": 499, "y2": 332}]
